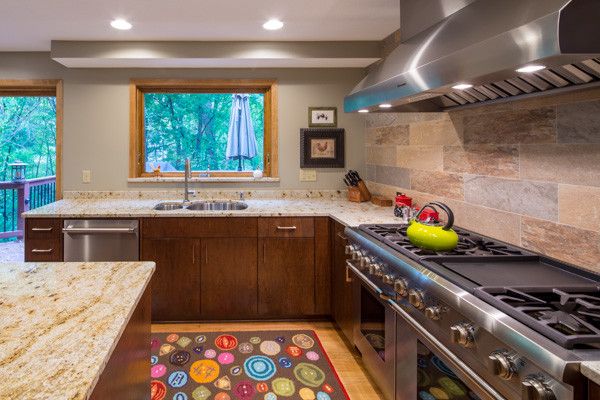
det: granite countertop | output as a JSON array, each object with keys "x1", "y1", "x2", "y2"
[
  {"x1": 0, "y1": 261, "x2": 155, "y2": 400},
  {"x1": 581, "y1": 362, "x2": 600, "y2": 386},
  {"x1": 23, "y1": 192, "x2": 400, "y2": 227}
]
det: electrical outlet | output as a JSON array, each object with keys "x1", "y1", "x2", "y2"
[
  {"x1": 82, "y1": 169, "x2": 91, "y2": 183},
  {"x1": 299, "y1": 169, "x2": 317, "y2": 182}
]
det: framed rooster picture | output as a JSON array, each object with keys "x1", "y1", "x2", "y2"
[
  {"x1": 300, "y1": 128, "x2": 345, "y2": 168},
  {"x1": 308, "y1": 107, "x2": 337, "y2": 127}
]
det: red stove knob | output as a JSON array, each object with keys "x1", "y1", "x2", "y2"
[
  {"x1": 521, "y1": 377, "x2": 555, "y2": 400},
  {"x1": 450, "y1": 323, "x2": 475, "y2": 348}
]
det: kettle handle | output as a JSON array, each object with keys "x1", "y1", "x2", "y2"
[{"x1": 414, "y1": 202, "x2": 455, "y2": 231}]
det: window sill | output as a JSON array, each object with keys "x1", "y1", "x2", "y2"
[{"x1": 128, "y1": 177, "x2": 280, "y2": 184}]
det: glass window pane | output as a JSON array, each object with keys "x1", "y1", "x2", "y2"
[{"x1": 143, "y1": 92, "x2": 265, "y2": 172}]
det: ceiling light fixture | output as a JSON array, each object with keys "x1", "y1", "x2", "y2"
[
  {"x1": 452, "y1": 83, "x2": 472, "y2": 90},
  {"x1": 379, "y1": 104, "x2": 392, "y2": 109},
  {"x1": 263, "y1": 19, "x2": 284, "y2": 30},
  {"x1": 110, "y1": 18, "x2": 132, "y2": 30},
  {"x1": 516, "y1": 65, "x2": 546, "y2": 73},
  {"x1": 358, "y1": 109, "x2": 369, "y2": 113}
]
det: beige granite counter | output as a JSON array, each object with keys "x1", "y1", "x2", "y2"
[
  {"x1": 0, "y1": 261, "x2": 155, "y2": 400},
  {"x1": 581, "y1": 361, "x2": 600, "y2": 386},
  {"x1": 23, "y1": 190, "x2": 400, "y2": 227}
]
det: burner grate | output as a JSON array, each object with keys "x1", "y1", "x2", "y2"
[{"x1": 476, "y1": 287, "x2": 600, "y2": 349}]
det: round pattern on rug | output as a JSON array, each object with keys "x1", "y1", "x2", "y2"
[
  {"x1": 294, "y1": 363, "x2": 326, "y2": 387},
  {"x1": 215, "y1": 334, "x2": 238, "y2": 350},
  {"x1": 217, "y1": 351, "x2": 235, "y2": 365},
  {"x1": 259, "y1": 340, "x2": 281, "y2": 356},
  {"x1": 244, "y1": 355, "x2": 277, "y2": 381},
  {"x1": 272, "y1": 377, "x2": 296, "y2": 396},
  {"x1": 189, "y1": 359, "x2": 220, "y2": 383},
  {"x1": 293, "y1": 333, "x2": 315, "y2": 349}
]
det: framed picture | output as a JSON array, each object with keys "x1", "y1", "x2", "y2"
[
  {"x1": 300, "y1": 128, "x2": 345, "y2": 168},
  {"x1": 308, "y1": 107, "x2": 337, "y2": 127}
]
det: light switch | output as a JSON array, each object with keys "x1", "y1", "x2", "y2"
[
  {"x1": 82, "y1": 169, "x2": 91, "y2": 183},
  {"x1": 300, "y1": 169, "x2": 317, "y2": 181}
]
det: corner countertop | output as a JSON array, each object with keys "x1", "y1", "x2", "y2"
[
  {"x1": 22, "y1": 193, "x2": 400, "y2": 227},
  {"x1": 581, "y1": 362, "x2": 600, "y2": 386},
  {"x1": 0, "y1": 261, "x2": 155, "y2": 400}
]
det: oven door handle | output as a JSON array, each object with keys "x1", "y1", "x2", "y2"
[
  {"x1": 387, "y1": 299, "x2": 506, "y2": 400},
  {"x1": 346, "y1": 261, "x2": 392, "y2": 301}
]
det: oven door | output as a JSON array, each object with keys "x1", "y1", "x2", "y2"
[
  {"x1": 389, "y1": 299, "x2": 508, "y2": 400},
  {"x1": 348, "y1": 262, "x2": 396, "y2": 400}
]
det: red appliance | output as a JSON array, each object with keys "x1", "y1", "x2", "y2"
[{"x1": 395, "y1": 193, "x2": 412, "y2": 207}]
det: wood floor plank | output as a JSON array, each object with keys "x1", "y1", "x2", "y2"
[{"x1": 152, "y1": 321, "x2": 384, "y2": 399}]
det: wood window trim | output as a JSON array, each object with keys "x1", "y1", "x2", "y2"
[
  {"x1": 129, "y1": 78, "x2": 278, "y2": 179},
  {"x1": 0, "y1": 79, "x2": 63, "y2": 200}
]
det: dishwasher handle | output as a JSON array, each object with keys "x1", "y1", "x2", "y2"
[{"x1": 63, "y1": 226, "x2": 137, "y2": 234}]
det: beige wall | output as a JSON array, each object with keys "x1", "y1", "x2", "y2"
[
  {"x1": 365, "y1": 88, "x2": 600, "y2": 274},
  {"x1": 0, "y1": 52, "x2": 365, "y2": 191}
]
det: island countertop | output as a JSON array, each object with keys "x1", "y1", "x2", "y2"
[
  {"x1": 0, "y1": 261, "x2": 155, "y2": 400},
  {"x1": 581, "y1": 361, "x2": 600, "y2": 386},
  {"x1": 22, "y1": 190, "x2": 400, "y2": 227}
]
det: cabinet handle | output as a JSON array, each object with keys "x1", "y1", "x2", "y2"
[
  {"x1": 31, "y1": 227, "x2": 53, "y2": 232},
  {"x1": 276, "y1": 226, "x2": 297, "y2": 231},
  {"x1": 192, "y1": 243, "x2": 196, "y2": 265},
  {"x1": 32, "y1": 248, "x2": 53, "y2": 253},
  {"x1": 205, "y1": 244, "x2": 208, "y2": 265},
  {"x1": 336, "y1": 232, "x2": 347, "y2": 240},
  {"x1": 345, "y1": 265, "x2": 353, "y2": 283}
]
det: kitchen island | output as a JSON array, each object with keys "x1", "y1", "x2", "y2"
[{"x1": 0, "y1": 261, "x2": 154, "y2": 400}]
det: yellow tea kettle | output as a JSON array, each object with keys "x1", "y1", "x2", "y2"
[{"x1": 407, "y1": 202, "x2": 459, "y2": 251}]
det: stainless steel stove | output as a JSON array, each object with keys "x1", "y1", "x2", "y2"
[{"x1": 344, "y1": 223, "x2": 600, "y2": 400}]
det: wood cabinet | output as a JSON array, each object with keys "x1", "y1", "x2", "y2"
[
  {"x1": 258, "y1": 236, "x2": 315, "y2": 317},
  {"x1": 141, "y1": 237, "x2": 201, "y2": 321},
  {"x1": 24, "y1": 218, "x2": 63, "y2": 261},
  {"x1": 200, "y1": 238, "x2": 258, "y2": 319},
  {"x1": 331, "y1": 220, "x2": 354, "y2": 343}
]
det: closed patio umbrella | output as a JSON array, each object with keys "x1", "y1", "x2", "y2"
[{"x1": 226, "y1": 93, "x2": 258, "y2": 171}]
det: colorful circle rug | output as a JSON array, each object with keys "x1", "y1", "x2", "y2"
[{"x1": 150, "y1": 330, "x2": 350, "y2": 400}]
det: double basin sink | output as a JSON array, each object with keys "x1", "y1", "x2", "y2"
[{"x1": 153, "y1": 201, "x2": 248, "y2": 211}]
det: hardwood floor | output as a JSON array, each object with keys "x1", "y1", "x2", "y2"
[{"x1": 152, "y1": 320, "x2": 384, "y2": 399}]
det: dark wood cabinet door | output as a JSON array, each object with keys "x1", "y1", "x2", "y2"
[
  {"x1": 201, "y1": 237, "x2": 258, "y2": 319},
  {"x1": 141, "y1": 238, "x2": 201, "y2": 322},
  {"x1": 258, "y1": 237, "x2": 315, "y2": 317},
  {"x1": 331, "y1": 221, "x2": 354, "y2": 342}
]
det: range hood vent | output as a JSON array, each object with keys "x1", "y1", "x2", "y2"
[{"x1": 345, "y1": 0, "x2": 600, "y2": 112}]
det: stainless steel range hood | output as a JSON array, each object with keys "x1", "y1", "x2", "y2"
[{"x1": 345, "y1": 0, "x2": 600, "y2": 112}]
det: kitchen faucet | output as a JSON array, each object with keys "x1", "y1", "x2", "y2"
[{"x1": 183, "y1": 158, "x2": 196, "y2": 203}]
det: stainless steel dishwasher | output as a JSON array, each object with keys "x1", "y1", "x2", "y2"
[{"x1": 63, "y1": 219, "x2": 139, "y2": 261}]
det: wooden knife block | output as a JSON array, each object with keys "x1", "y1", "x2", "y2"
[{"x1": 348, "y1": 181, "x2": 372, "y2": 203}]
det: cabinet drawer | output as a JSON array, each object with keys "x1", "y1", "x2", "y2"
[
  {"x1": 26, "y1": 218, "x2": 62, "y2": 240},
  {"x1": 25, "y1": 239, "x2": 62, "y2": 261},
  {"x1": 258, "y1": 217, "x2": 314, "y2": 238},
  {"x1": 142, "y1": 217, "x2": 257, "y2": 238}
]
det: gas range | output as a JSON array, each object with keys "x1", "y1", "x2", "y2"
[{"x1": 345, "y1": 223, "x2": 600, "y2": 400}]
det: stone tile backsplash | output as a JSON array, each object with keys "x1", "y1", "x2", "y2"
[{"x1": 364, "y1": 89, "x2": 600, "y2": 273}]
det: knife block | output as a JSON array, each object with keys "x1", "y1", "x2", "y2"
[{"x1": 348, "y1": 181, "x2": 372, "y2": 203}]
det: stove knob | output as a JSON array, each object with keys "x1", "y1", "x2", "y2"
[
  {"x1": 424, "y1": 306, "x2": 442, "y2": 321},
  {"x1": 360, "y1": 256, "x2": 373, "y2": 269},
  {"x1": 450, "y1": 323, "x2": 475, "y2": 348},
  {"x1": 488, "y1": 352, "x2": 516, "y2": 380},
  {"x1": 382, "y1": 274, "x2": 395, "y2": 285},
  {"x1": 370, "y1": 263, "x2": 384, "y2": 277},
  {"x1": 344, "y1": 244, "x2": 356, "y2": 255},
  {"x1": 394, "y1": 278, "x2": 409, "y2": 297},
  {"x1": 408, "y1": 289, "x2": 425, "y2": 310},
  {"x1": 351, "y1": 249, "x2": 362, "y2": 261},
  {"x1": 521, "y1": 377, "x2": 555, "y2": 400}
]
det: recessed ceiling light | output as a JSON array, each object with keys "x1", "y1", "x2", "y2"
[
  {"x1": 358, "y1": 109, "x2": 369, "y2": 113},
  {"x1": 110, "y1": 18, "x2": 132, "y2": 30},
  {"x1": 516, "y1": 65, "x2": 546, "y2": 73},
  {"x1": 379, "y1": 104, "x2": 392, "y2": 109},
  {"x1": 452, "y1": 83, "x2": 472, "y2": 90},
  {"x1": 263, "y1": 19, "x2": 284, "y2": 30}
]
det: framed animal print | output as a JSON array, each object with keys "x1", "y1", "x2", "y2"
[
  {"x1": 300, "y1": 128, "x2": 345, "y2": 168},
  {"x1": 308, "y1": 107, "x2": 337, "y2": 127}
]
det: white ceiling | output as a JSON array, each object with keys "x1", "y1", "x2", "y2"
[{"x1": 0, "y1": 0, "x2": 400, "y2": 51}]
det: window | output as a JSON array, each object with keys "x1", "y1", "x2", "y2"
[{"x1": 130, "y1": 79, "x2": 278, "y2": 178}]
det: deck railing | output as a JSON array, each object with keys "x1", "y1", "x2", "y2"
[{"x1": 0, "y1": 176, "x2": 56, "y2": 240}]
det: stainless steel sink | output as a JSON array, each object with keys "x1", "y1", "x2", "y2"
[
  {"x1": 153, "y1": 202, "x2": 185, "y2": 211},
  {"x1": 186, "y1": 201, "x2": 248, "y2": 211}
]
